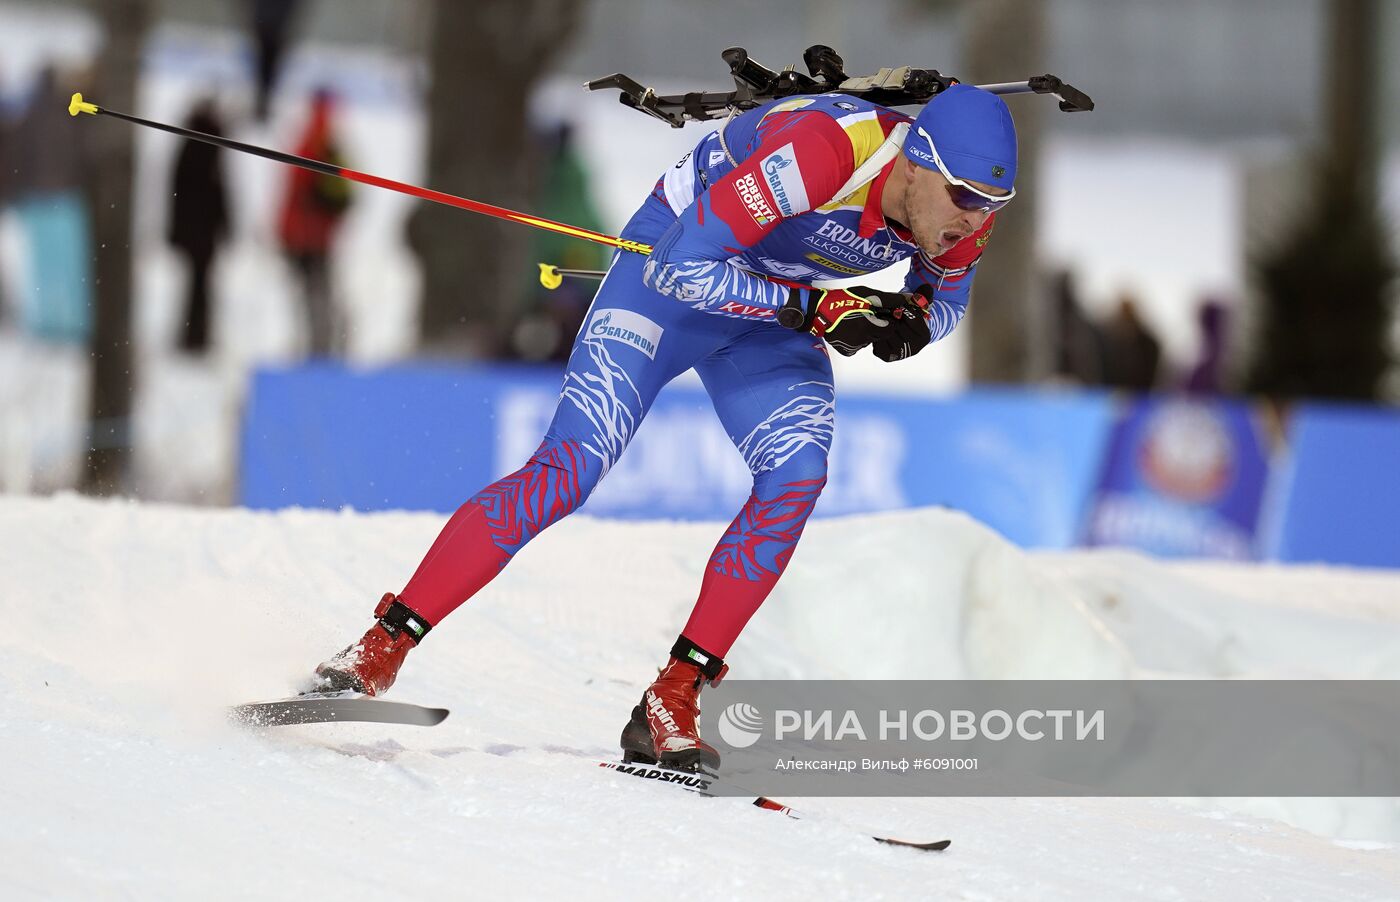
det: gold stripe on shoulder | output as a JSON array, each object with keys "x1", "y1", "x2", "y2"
[
  {"x1": 768, "y1": 98, "x2": 817, "y2": 115},
  {"x1": 833, "y1": 110, "x2": 878, "y2": 129},
  {"x1": 837, "y1": 115, "x2": 886, "y2": 168},
  {"x1": 813, "y1": 115, "x2": 886, "y2": 211},
  {"x1": 816, "y1": 192, "x2": 869, "y2": 214}
]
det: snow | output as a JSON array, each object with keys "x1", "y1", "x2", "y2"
[{"x1": 4, "y1": 494, "x2": 1400, "y2": 899}]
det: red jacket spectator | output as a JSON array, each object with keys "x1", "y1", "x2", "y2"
[{"x1": 277, "y1": 90, "x2": 351, "y2": 256}]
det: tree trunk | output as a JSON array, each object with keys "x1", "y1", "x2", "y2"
[
  {"x1": 962, "y1": 0, "x2": 1045, "y2": 383},
  {"x1": 1325, "y1": 0, "x2": 1378, "y2": 198},
  {"x1": 409, "y1": 0, "x2": 584, "y2": 357},
  {"x1": 1244, "y1": 0, "x2": 1393, "y2": 401},
  {"x1": 81, "y1": 0, "x2": 150, "y2": 495}
]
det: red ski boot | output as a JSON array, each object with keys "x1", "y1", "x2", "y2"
[
  {"x1": 311, "y1": 594, "x2": 432, "y2": 696},
  {"x1": 619, "y1": 636, "x2": 728, "y2": 772}
]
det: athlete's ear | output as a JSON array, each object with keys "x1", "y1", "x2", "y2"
[{"x1": 902, "y1": 156, "x2": 921, "y2": 184}]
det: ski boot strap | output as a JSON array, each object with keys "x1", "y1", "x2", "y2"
[
  {"x1": 373, "y1": 594, "x2": 433, "y2": 644},
  {"x1": 671, "y1": 634, "x2": 727, "y2": 686}
]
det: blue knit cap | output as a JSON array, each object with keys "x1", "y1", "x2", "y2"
[{"x1": 903, "y1": 84, "x2": 1018, "y2": 192}]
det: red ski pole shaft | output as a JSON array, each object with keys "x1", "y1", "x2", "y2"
[{"x1": 68, "y1": 92, "x2": 655, "y2": 257}]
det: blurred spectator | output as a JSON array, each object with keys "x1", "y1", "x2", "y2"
[
  {"x1": 277, "y1": 89, "x2": 352, "y2": 357},
  {"x1": 166, "y1": 99, "x2": 229, "y2": 354},
  {"x1": 1048, "y1": 268, "x2": 1106, "y2": 384},
  {"x1": 11, "y1": 65, "x2": 93, "y2": 344},
  {"x1": 1182, "y1": 298, "x2": 1230, "y2": 395},
  {"x1": 1099, "y1": 292, "x2": 1161, "y2": 391},
  {"x1": 247, "y1": 0, "x2": 303, "y2": 122},
  {"x1": 512, "y1": 123, "x2": 608, "y2": 362}
]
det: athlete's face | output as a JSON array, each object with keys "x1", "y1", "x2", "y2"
[{"x1": 901, "y1": 160, "x2": 1004, "y2": 255}]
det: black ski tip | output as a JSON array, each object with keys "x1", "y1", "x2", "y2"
[
  {"x1": 874, "y1": 836, "x2": 951, "y2": 852},
  {"x1": 416, "y1": 706, "x2": 451, "y2": 726}
]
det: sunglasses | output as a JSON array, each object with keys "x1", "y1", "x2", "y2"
[{"x1": 917, "y1": 126, "x2": 1015, "y2": 214}]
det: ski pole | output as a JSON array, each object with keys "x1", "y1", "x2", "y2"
[
  {"x1": 68, "y1": 93, "x2": 656, "y2": 257},
  {"x1": 538, "y1": 264, "x2": 608, "y2": 289}
]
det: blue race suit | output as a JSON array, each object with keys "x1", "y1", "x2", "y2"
[{"x1": 397, "y1": 94, "x2": 994, "y2": 657}]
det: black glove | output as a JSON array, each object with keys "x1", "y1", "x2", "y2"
[
  {"x1": 871, "y1": 283, "x2": 934, "y2": 362},
  {"x1": 779, "y1": 284, "x2": 933, "y2": 359}
]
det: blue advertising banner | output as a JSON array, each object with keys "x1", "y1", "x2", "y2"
[
  {"x1": 1081, "y1": 397, "x2": 1270, "y2": 559},
  {"x1": 240, "y1": 365, "x2": 1113, "y2": 549},
  {"x1": 1267, "y1": 404, "x2": 1400, "y2": 568}
]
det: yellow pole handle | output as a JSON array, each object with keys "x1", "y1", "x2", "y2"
[
  {"x1": 538, "y1": 264, "x2": 564, "y2": 290},
  {"x1": 69, "y1": 93, "x2": 98, "y2": 116}
]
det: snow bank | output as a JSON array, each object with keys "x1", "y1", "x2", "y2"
[{"x1": 737, "y1": 507, "x2": 1132, "y2": 681}]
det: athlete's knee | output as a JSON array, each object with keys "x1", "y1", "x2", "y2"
[
  {"x1": 754, "y1": 444, "x2": 829, "y2": 492},
  {"x1": 526, "y1": 437, "x2": 605, "y2": 508},
  {"x1": 715, "y1": 451, "x2": 826, "y2": 581},
  {"x1": 469, "y1": 438, "x2": 602, "y2": 533}
]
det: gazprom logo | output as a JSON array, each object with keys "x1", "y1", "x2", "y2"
[
  {"x1": 760, "y1": 144, "x2": 808, "y2": 218},
  {"x1": 586, "y1": 308, "x2": 662, "y2": 359},
  {"x1": 717, "y1": 703, "x2": 764, "y2": 749}
]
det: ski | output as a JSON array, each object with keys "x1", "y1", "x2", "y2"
[
  {"x1": 596, "y1": 759, "x2": 950, "y2": 851},
  {"x1": 229, "y1": 693, "x2": 449, "y2": 727}
]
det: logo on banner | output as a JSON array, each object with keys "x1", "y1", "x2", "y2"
[
  {"x1": 761, "y1": 145, "x2": 809, "y2": 217},
  {"x1": 734, "y1": 171, "x2": 777, "y2": 225},
  {"x1": 1139, "y1": 403, "x2": 1233, "y2": 502},
  {"x1": 1083, "y1": 397, "x2": 1267, "y2": 560},
  {"x1": 586, "y1": 309, "x2": 663, "y2": 359}
]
